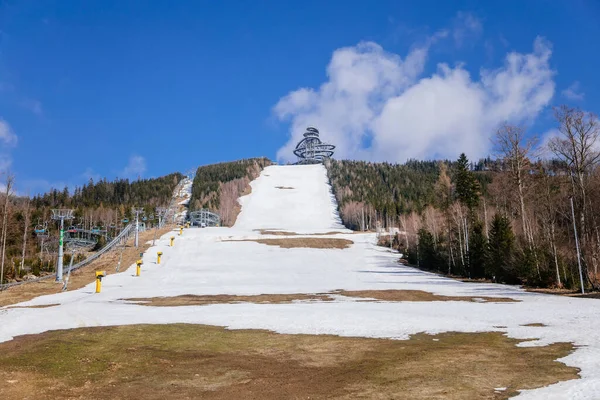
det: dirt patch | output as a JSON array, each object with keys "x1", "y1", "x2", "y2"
[
  {"x1": 4, "y1": 303, "x2": 60, "y2": 309},
  {"x1": 126, "y1": 293, "x2": 333, "y2": 306},
  {"x1": 257, "y1": 229, "x2": 345, "y2": 236},
  {"x1": 126, "y1": 290, "x2": 519, "y2": 307},
  {"x1": 527, "y1": 288, "x2": 600, "y2": 299},
  {"x1": 225, "y1": 237, "x2": 353, "y2": 249},
  {"x1": 0, "y1": 324, "x2": 578, "y2": 400},
  {"x1": 521, "y1": 323, "x2": 547, "y2": 327},
  {"x1": 275, "y1": 186, "x2": 294, "y2": 189},
  {"x1": 0, "y1": 227, "x2": 173, "y2": 307},
  {"x1": 336, "y1": 290, "x2": 519, "y2": 303}
]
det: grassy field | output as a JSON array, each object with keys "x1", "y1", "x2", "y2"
[{"x1": 0, "y1": 324, "x2": 578, "y2": 399}]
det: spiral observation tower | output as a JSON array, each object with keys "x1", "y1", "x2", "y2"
[{"x1": 293, "y1": 127, "x2": 335, "y2": 164}]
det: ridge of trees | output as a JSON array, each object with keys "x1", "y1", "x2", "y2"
[
  {"x1": 189, "y1": 158, "x2": 272, "y2": 226},
  {"x1": 326, "y1": 105, "x2": 600, "y2": 291}
]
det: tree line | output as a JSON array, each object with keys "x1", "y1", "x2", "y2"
[{"x1": 327, "y1": 105, "x2": 600, "y2": 290}]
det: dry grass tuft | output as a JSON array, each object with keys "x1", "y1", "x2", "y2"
[
  {"x1": 225, "y1": 237, "x2": 353, "y2": 249},
  {"x1": 337, "y1": 290, "x2": 519, "y2": 303},
  {"x1": 275, "y1": 186, "x2": 294, "y2": 190},
  {"x1": 0, "y1": 324, "x2": 578, "y2": 400},
  {"x1": 521, "y1": 323, "x2": 547, "y2": 327}
]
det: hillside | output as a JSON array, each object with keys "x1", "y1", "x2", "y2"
[
  {"x1": 189, "y1": 157, "x2": 272, "y2": 226},
  {"x1": 0, "y1": 173, "x2": 183, "y2": 284},
  {"x1": 0, "y1": 163, "x2": 598, "y2": 399}
]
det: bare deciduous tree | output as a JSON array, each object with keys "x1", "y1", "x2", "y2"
[{"x1": 0, "y1": 173, "x2": 14, "y2": 285}]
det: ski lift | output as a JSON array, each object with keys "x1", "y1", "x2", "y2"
[
  {"x1": 67, "y1": 225, "x2": 77, "y2": 233},
  {"x1": 122, "y1": 218, "x2": 129, "y2": 224},
  {"x1": 149, "y1": 214, "x2": 155, "y2": 220},
  {"x1": 91, "y1": 226, "x2": 101, "y2": 234},
  {"x1": 109, "y1": 223, "x2": 116, "y2": 229},
  {"x1": 34, "y1": 224, "x2": 47, "y2": 235},
  {"x1": 142, "y1": 216, "x2": 147, "y2": 221}
]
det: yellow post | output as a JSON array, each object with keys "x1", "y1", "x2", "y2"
[
  {"x1": 136, "y1": 260, "x2": 142, "y2": 276},
  {"x1": 179, "y1": 226, "x2": 183, "y2": 236},
  {"x1": 95, "y1": 271, "x2": 106, "y2": 293},
  {"x1": 170, "y1": 236, "x2": 175, "y2": 247},
  {"x1": 157, "y1": 251, "x2": 163, "y2": 264}
]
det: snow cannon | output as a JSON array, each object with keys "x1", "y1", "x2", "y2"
[
  {"x1": 136, "y1": 260, "x2": 142, "y2": 276},
  {"x1": 95, "y1": 271, "x2": 106, "y2": 293}
]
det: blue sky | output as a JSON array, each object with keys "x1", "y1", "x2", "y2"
[{"x1": 0, "y1": 0, "x2": 599, "y2": 194}]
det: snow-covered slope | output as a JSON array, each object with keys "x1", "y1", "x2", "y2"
[
  {"x1": 234, "y1": 164, "x2": 347, "y2": 232},
  {"x1": 2, "y1": 163, "x2": 600, "y2": 399}
]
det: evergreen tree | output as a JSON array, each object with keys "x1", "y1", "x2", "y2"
[
  {"x1": 469, "y1": 219, "x2": 487, "y2": 278},
  {"x1": 486, "y1": 214, "x2": 516, "y2": 283},
  {"x1": 454, "y1": 153, "x2": 480, "y2": 209},
  {"x1": 417, "y1": 228, "x2": 443, "y2": 271}
]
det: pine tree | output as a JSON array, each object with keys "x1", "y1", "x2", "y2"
[
  {"x1": 469, "y1": 219, "x2": 487, "y2": 278},
  {"x1": 454, "y1": 153, "x2": 480, "y2": 210},
  {"x1": 417, "y1": 228, "x2": 443, "y2": 271},
  {"x1": 486, "y1": 214, "x2": 516, "y2": 283}
]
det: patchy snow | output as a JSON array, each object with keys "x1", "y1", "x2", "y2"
[{"x1": 2, "y1": 164, "x2": 600, "y2": 399}]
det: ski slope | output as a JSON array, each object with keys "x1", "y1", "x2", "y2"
[
  {"x1": 234, "y1": 164, "x2": 347, "y2": 232},
  {"x1": 2, "y1": 164, "x2": 600, "y2": 399}
]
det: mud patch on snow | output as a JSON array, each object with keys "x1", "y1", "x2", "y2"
[
  {"x1": 337, "y1": 290, "x2": 519, "y2": 303},
  {"x1": 225, "y1": 237, "x2": 353, "y2": 249},
  {"x1": 0, "y1": 325, "x2": 578, "y2": 400},
  {"x1": 125, "y1": 293, "x2": 334, "y2": 306},
  {"x1": 257, "y1": 229, "x2": 346, "y2": 236}
]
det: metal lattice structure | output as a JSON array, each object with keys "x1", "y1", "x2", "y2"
[
  {"x1": 293, "y1": 127, "x2": 335, "y2": 164},
  {"x1": 189, "y1": 209, "x2": 221, "y2": 227}
]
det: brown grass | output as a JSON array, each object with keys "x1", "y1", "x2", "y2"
[
  {"x1": 521, "y1": 323, "x2": 547, "y2": 327},
  {"x1": 225, "y1": 237, "x2": 353, "y2": 249},
  {"x1": 527, "y1": 287, "x2": 600, "y2": 299},
  {"x1": 275, "y1": 186, "x2": 294, "y2": 189},
  {"x1": 4, "y1": 303, "x2": 60, "y2": 309},
  {"x1": 127, "y1": 290, "x2": 519, "y2": 307},
  {"x1": 0, "y1": 227, "x2": 173, "y2": 307},
  {"x1": 126, "y1": 293, "x2": 333, "y2": 306},
  {"x1": 337, "y1": 290, "x2": 519, "y2": 303},
  {"x1": 257, "y1": 229, "x2": 345, "y2": 236},
  {"x1": 0, "y1": 324, "x2": 578, "y2": 400}
]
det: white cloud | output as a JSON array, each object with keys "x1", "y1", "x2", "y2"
[
  {"x1": 274, "y1": 37, "x2": 555, "y2": 163},
  {"x1": 453, "y1": 12, "x2": 483, "y2": 47},
  {"x1": 0, "y1": 118, "x2": 17, "y2": 146},
  {"x1": 121, "y1": 155, "x2": 146, "y2": 179},
  {"x1": 562, "y1": 81, "x2": 584, "y2": 101},
  {"x1": 0, "y1": 118, "x2": 17, "y2": 172}
]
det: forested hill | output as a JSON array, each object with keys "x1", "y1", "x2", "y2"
[
  {"x1": 189, "y1": 157, "x2": 272, "y2": 226},
  {"x1": 325, "y1": 108, "x2": 600, "y2": 292},
  {"x1": 325, "y1": 159, "x2": 440, "y2": 229},
  {"x1": 32, "y1": 173, "x2": 183, "y2": 210}
]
